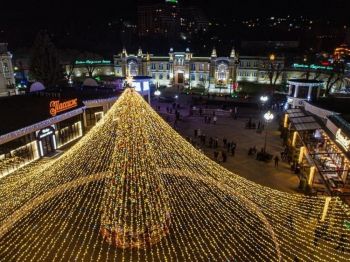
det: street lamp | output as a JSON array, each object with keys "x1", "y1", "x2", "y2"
[
  {"x1": 154, "y1": 90, "x2": 161, "y2": 97},
  {"x1": 260, "y1": 95, "x2": 268, "y2": 111},
  {"x1": 263, "y1": 111, "x2": 274, "y2": 153},
  {"x1": 260, "y1": 95, "x2": 268, "y2": 103}
]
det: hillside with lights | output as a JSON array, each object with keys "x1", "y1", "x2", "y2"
[{"x1": 0, "y1": 88, "x2": 349, "y2": 261}]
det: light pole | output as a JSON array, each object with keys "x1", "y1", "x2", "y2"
[
  {"x1": 263, "y1": 111, "x2": 274, "y2": 153},
  {"x1": 260, "y1": 95, "x2": 268, "y2": 111}
]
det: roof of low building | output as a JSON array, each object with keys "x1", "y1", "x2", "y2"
[
  {"x1": 0, "y1": 87, "x2": 119, "y2": 136},
  {"x1": 287, "y1": 79, "x2": 324, "y2": 84}
]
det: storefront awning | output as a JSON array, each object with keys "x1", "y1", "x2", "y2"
[
  {"x1": 290, "y1": 116, "x2": 316, "y2": 124},
  {"x1": 294, "y1": 122, "x2": 321, "y2": 131},
  {"x1": 287, "y1": 108, "x2": 302, "y2": 113},
  {"x1": 288, "y1": 112, "x2": 306, "y2": 118}
]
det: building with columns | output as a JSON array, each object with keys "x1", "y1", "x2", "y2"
[
  {"x1": 0, "y1": 43, "x2": 15, "y2": 96},
  {"x1": 113, "y1": 47, "x2": 285, "y2": 93},
  {"x1": 287, "y1": 79, "x2": 324, "y2": 108}
]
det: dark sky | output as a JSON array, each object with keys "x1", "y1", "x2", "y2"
[
  {"x1": 0, "y1": 0, "x2": 349, "y2": 53},
  {"x1": 1, "y1": 0, "x2": 349, "y2": 23}
]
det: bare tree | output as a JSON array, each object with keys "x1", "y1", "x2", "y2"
[
  {"x1": 29, "y1": 31, "x2": 63, "y2": 87},
  {"x1": 263, "y1": 55, "x2": 284, "y2": 93},
  {"x1": 60, "y1": 49, "x2": 80, "y2": 82},
  {"x1": 77, "y1": 52, "x2": 103, "y2": 78},
  {"x1": 324, "y1": 62, "x2": 346, "y2": 95}
]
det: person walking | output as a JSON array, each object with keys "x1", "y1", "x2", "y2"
[
  {"x1": 231, "y1": 146, "x2": 235, "y2": 157},
  {"x1": 274, "y1": 156, "x2": 279, "y2": 168},
  {"x1": 214, "y1": 151, "x2": 219, "y2": 161},
  {"x1": 213, "y1": 116, "x2": 217, "y2": 125},
  {"x1": 223, "y1": 138, "x2": 227, "y2": 147},
  {"x1": 209, "y1": 137, "x2": 213, "y2": 148},
  {"x1": 227, "y1": 142, "x2": 231, "y2": 152},
  {"x1": 222, "y1": 151, "x2": 227, "y2": 163},
  {"x1": 214, "y1": 138, "x2": 219, "y2": 148}
]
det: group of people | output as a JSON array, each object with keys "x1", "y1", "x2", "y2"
[
  {"x1": 192, "y1": 129, "x2": 238, "y2": 162},
  {"x1": 203, "y1": 115, "x2": 217, "y2": 125}
]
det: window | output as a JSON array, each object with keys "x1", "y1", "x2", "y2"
[
  {"x1": 191, "y1": 74, "x2": 195, "y2": 81},
  {"x1": 217, "y1": 63, "x2": 228, "y2": 81},
  {"x1": 199, "y1": 74, "x2": 204, "y2": 81},
  {"x1": 151, "y1": 63, "x2": 156, "y2": 70},
  {"x1": 200, "y1": 64, "x2": 204, "y2": 71},
  {"x1": 246, "y1": 62, "x2": 251, "y2": 67},
  {"x1": 2, "y1": 61, "x2": 9, "y2": 73},
  {"x1": 166, "y1": 63, "x2": 170, "y2": 70},
  {"x1": 159, "y1": 73, "x2": 163, "y2": 79},
  {"x1": 128, "y1": 61, "x2": 138, "y2": 76},
  {"x1": 167, "y1": 74, "x2": 170, "y2": 80},
  {"x1": 152, "y1": 73, "x2": 156, "y2": 79},
  {"x1": 159, "y1": 63, "x2": 163, "y2": 70},
  {"x1": 191, "y1": 64, "x2": 196, "y2": 71}
]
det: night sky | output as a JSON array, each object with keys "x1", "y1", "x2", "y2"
[
  {"x1": 0, "y1": 0, "x2": 349, "y2": 53},
  {"x1": 1, "y1": 0, "x2": 349, "y2": 24}
]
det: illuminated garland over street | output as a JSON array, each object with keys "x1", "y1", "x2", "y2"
[{"x1": 0, "y1": 88, "x2": 349, "y2": 261}]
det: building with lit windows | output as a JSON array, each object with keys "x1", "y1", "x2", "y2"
[
  {"x1": 137, "y1": 0, "x2": 208, "y2": 37},
  {"x1": 0, "y1": 88, "x2": 118, "y2": 178},
  {"x1": 0, "y1": 43, "x2": 15, "y2": 96},
  {"x1": 113, "y1": 47, "x2": 285, "y2": 94}
]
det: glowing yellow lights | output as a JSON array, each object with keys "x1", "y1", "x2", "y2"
[
  {"x1": 0, "y1": 88, "x2": 349, "y2": 261},
  {"x1": 126, "y1": 76, "x2": 134, "y2": 87}
]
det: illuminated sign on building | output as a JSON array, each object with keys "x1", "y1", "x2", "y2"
[
  {"x1": 36, "y1": 126, "x2": 55, "y2": 139},
  {"x1": 75, "y1": 60, "x2": 111, "y2": 65},
  {"x1": 336, "y1": 129, "x2": 350, "y2": 151},
  {"x1": 292, "y1": 63, "x2": 333, "y2": 71},
  {"x1": 50, "y1": 99, "x2": 78, "y2": 116}
]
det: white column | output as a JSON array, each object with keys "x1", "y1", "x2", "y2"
[
  {"x1": 294, "y1": 84, "x2": 299, "y2": 98},
  {"x1": 307, "y1": 85, "x2": 313, "y2": 100}
]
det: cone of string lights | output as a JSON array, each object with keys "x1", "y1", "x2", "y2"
[
  {"x1": 100, "y1": 88, "x2": 170, "y2": 249},
  {"x1": 0, "y1": 88, "x2": 349, "y2": 261}
]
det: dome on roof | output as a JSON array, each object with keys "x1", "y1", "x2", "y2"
[
  {"x1": 83, "y1": 78, "x2": 98, "y2": 87},
  {"x1": 29, "y1": 82, "x2": 45, "y2": 92}
]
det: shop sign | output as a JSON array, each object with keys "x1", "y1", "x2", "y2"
[
  {"x1": 50, "y1": 99, "x2": 78, "y2": 116},
  {"x1": 336, "y1": 129, "x2": 350, "y2": 151},
  {"x1": 292, "y1": 63, "x2": 333, "y2": 71},
  {"x1": 75, "y1": 60, "x2": 111, "y2": 65},
  {"x1": 37, "y1": 126, "x2": 55, "y2": 139}
]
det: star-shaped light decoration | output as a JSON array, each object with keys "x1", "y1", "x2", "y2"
[{"x1": 126, "y1": 76, "x2": 134, "y2": 88}]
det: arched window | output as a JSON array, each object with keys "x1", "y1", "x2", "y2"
[
  {"x1": 128, "y1": 61, "x2": 138, "y2": 76},
  {"x1": 217, "y1": 63, "x2": 228, "y2": 81}
]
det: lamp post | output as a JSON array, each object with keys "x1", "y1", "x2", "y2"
[
  {"x1": 263, "y1": 111, "x2": 274, "y2": 153},
  {"x1": 260, "y1": 95, "x2": 268, "y2": 111}
]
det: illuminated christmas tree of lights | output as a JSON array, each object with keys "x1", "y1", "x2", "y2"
[{"x1": 0, "y1": 88, "x2": 350, "y2": 261}]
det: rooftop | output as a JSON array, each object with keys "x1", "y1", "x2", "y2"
[
  {"x1": 287, "y1": 79, "x2": 324, "y2": 84},
  {"x1": 0, "y1": 86, "x2": 119, "y2": 136}
]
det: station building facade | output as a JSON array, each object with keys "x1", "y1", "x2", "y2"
[{"x1": 113, "y1": 47, "x2": 285, "y2": 93}]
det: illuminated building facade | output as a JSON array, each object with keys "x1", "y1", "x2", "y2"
[
  {"x1": 0, "y1": 43, "x2": 15, "y2": 96},
  {"x1": 114, "y1": 47, "x2": 285, "y2": 93},
  {"x1": 334, "y1": 44, "x2": 350, "y2": 61}
]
